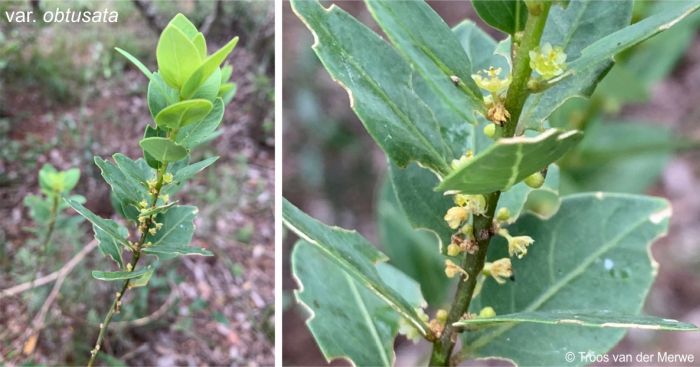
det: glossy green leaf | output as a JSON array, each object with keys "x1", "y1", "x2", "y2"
[
  {"x1": 221, "y1": 63, "x2": 233, "y2": 82},
  {"x1": 455, "y1": 310, "x2": 697, "y2": 331},
  {"x1": 175, "y1": 98, "x2": 225, "y2": 149},
  {"x1": 519, "y1": 0, "x2": 633, "y2": 131},
  {"x1": 61, "y1": 168, "x2": 80, "y2": 193},
  {"x1": 162, "y1": 156, "x2": 219, "y2": 196},
  {"x1": 283, "y1": 198, "x2": 430, "y2": 336},
  {"x1": 291, "y1": 0, "x2": 453, "y2": 175},
  {"x1": 219, "y1": 82, "x2": 237, "y2": 105},
  {"x1": 24, "y1": 194, "x2": 52, "y2": 222},
  {"x1": 112, "y1": 153, "x2": 154, "y2": 189},
  {"x1": 437, "y1": 129, "x2": 582, "y2": 194},
  {"x1": 181, "y1": 36, "x2": 239, "y2": 99},
  {"x1": 147, "y1": 72, "x2": 179, "y2": 118},
  {"x1": 115, "y1": 47, "x2": 152, "y2": 79},
  {"x1": 154, "y1": 99, "x2": 213, "y2": 130},
  {"x1": 389, "y1": 162, "x2": 453, "y2": 253},
  {"x1": 142, "y1": 125, "x2": 168, "y2": 169},
  {"x1": 377, "y1": 177, "x2": 447, "y2": 305},
  {"x1": 95, "y1": 226, "x2": 126, "y2": 269},
  {"x1": 565, "y1": 2, "x2": 700, "y2": 78},
  {"x1": 622, "y1": 1, "x2": 700, "y2": 89},
  {"x1": 464, "y1": 193, "x2": 672, "y2": 365},
  {"x1": 92, "y1": 265, "x2": 152, "y2": 281},
  {"x1": 65, "y1": 199, "x2": 129, "y2": 248},
  {"x1": 169, "y1": 13, "x2": 198, "y2": 39},
  {"x1": 192, "y1": 33, "x2": 207, "y2": 59},
  {"x1": 472, "y1": 0, "x2": 527, "y2": 35},
  {"x1": 191, "y1": 67, "x2": 221, "y2": 102},
  {"x1": 139, "y1": 137, "x2": 189, "y2": 163},
  {"x1": 453, "y1": 20, "x2": 508, "y2": 73},
  {"x1": 156, "y1": 24, "x2": 202, "y2": 89},
  {"x1": 367, "y1": 0, "x2": 483, "y2": 122},
  {"x1": 293, "y1": 240, "x2": 425, "y2": 367},
  {"x1": 129, "y1": 266, "x2": 155, "y2": 288},
  {"x1": 38, "y1": 164, "x2": 58, "y2": 194},
  {"x1": 144, "y1": 205, "x2": 198, "y2": 250},
  {"x1": 95, "y1": 156, "x2": 149, "y2": 205}
]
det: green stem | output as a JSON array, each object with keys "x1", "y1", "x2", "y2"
[
  {"x1": 429, "y1": 3, "x2": 552, "y2": 365},
  {"x1": 502, "y1": 2, "x2": 552, "y2": 137},
  {"x1": 31, "y1": 193, "x2": 60, "y2": 285},
  {"x1": 429, "y1": 192, "x2": 500, "y2": 366},
  {"x1": 87, "y1": 163, "x2": 168, "y2": 367}
]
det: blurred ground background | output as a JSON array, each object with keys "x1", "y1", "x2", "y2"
[
  {"x1": 0, "y1": 0, "x2": 274, "y2": 365},
  {"x1": 283, "y1": 1, "x2": 700, "y2": 366}
]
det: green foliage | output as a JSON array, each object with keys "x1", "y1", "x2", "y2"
[
  {"x1": 288, "y1": 0, "x2": 699, "y2": 366},
  {"x1": 472, "y1": 0, "x2": 528, "y2": 35},
  {"x1": 293, "y1": 240, "x2": 425, "y2": 367},
  {"x1": 465, "y1": 194, "x2": 674, "y2": 364},
  {"x1": 437, "y1": 129, "x2": 581, "y2": 194},
  {"x1": 62, "y1": 13, "x2": 237, "y2": 364},
  {"x1": 283, "y1": 199, "x2": 430, "y2": 336}
]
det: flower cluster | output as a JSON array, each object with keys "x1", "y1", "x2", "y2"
[{"x1": 529, "y1": 42, "x2": 567, "y2": 80}]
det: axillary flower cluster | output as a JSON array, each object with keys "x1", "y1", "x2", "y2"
[{"x1": 472, "y1": 42, "x2": 567, "y2": 134}]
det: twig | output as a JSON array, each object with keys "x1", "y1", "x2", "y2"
[
  {"x1": 88, "y1": 164, "x2": 168, "y2": 366},
  {"x1": 112, "y1": 282, "x2": 178, "y2": 328},
  {"x1": 0, "y1": 240, "x2": 97, "y2": 299}
]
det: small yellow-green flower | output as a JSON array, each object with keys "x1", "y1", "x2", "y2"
[
  {"x1": 529, "y1": 43, "x2": 567, "y2": 80},
  {"x1": 499, "y1": 228, "x2": 534, "y2": 259},
  {"x1": 163, "y1": 172, "x2": 174, "y2": 184},
  {"x1": 445, "y1": 259, "x2": 468, "y2": 279},
  {"x1": 444, "y1": 206, "x2": 469, "y2": 229},
  {"x1": 483, "y1": 258, "x2": 513, "y2": 284},
  {"x1": 472, "y1": 66, "x2": 511, "y2": 94}
]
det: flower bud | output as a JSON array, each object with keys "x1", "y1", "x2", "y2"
[
  {"x1": 483, "y1": 123, "x2": 497, "y2": 138},
  {"x1": 524, "y1": 172, "x2": 545, "y2": 189},
  {"x1": 479, "y1": 306, "x2": 496, "y2": 318}
]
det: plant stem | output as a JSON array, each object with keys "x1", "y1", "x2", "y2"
[
  {"x1": 87, "y1": 164, "x2": 167, "y2": 367},
  {"x1": 31, "y1": 193, "x2": 60, "y2": 285},
  {"x1": 502, "y1": 2, "x2": 552, "y2": 137},
  {"x1": 429, "y1": 3, "x2": 551, "y2": 365},
  {"x1": 429, "y1": 191, "x2": 500, "y2": 366}
]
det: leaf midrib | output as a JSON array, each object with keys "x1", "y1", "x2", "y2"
[{"x1": 344, "y1": 272, "x2": 391, "y2": 367}]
